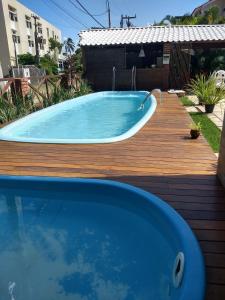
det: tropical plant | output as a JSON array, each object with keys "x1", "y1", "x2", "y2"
[
  {"x1": 157, "y1": 6, "x2": 225, "y2": 26},
  {"x1": 43, "y1": 87, "x2": 76, "y2": 107},
  {"x1": 190, "y1": 121, "x2": 201, "y2": 139},
  {"x1": 192, "y1": 49, "x2": 225, "y2": 75},
  {"x1": 0, "y1": 81, "x2": 92, "y2": 124},
  {"x1": 73, "y1": 48, "x2": 83, "y2": 74},
  {"x1": 188, "y1": 75, "x2": 225, "y2": 113},
  {"x1": 190, "y1": 121, "x2": 202, "y2": 131},
  {"x1": 202, "y1": 79, "x2": 225, "y2": 105},
  {"x1": 64, "y1": 38, "x2": 75, "y2": 55},
  {"x1": 0, "y1": 93, "x2": 37, "y2": 123},
  {"x1": 76, "y1": 82, "x2": 92, "y2": 96},
  {"x1": 64, "y1": 49, "x2": 83, "y2": 75},
  {"x1": 40, "y1": 54, "x2": 58, "y2": 75},
  {"x1": 41, "y1": 81, "x2": 91, "y2": 107},
  {"x1": 49, "y1": 38, "x2": 63, "y2": 53},
  {"x1": 187, "y1": 74, "x2": 210, "y2": 104},
  {"x1": 49, "y1": 37, "x2": 63, "y2": 62}
]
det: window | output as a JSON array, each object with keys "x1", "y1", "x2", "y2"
[
  {"x1": 40, "y1": 43, "x2": 44, "y2": 50},
  {"x1": 26, "y1": 20, "x2": 32, "y2": 28},
  {"x1": 25, "y1": 15, "x2": 32, "y2": 28},
  {"x1": 12, "y1": 34, "x2": 20, "y2": 44},
  {"x1": 37, "y1": 22, "x2": 42, "y2": 34},
  {"x1": 9, "y1": 10, "x2": 18, "y2": 21},
  {"x1": 28, "y1": 35, "x2": 34, "y2": 47},
  {"x1": 47, "y1": 28, "x2": 49, "y2": 37},
  {"x1": 28, "y1": 40, "x2": 34, "y2": 47},
  {"x1": 52, "y1": 30, "x2": 54, "y2": 37}
]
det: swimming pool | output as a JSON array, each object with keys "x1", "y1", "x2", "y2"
[
  {"x1": 0, "y1": 176, "x2": 205, "y2": 300},
  {"x1": 0, "y1": 91, "x2": 156, "y2": 144}
]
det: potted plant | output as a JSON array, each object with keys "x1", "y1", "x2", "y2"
[
  {"x1": 190, "y1": 122, "x2": 201, "y2": 139},
  {"x1": 187, "y1": 74, "x2": 208, "y2": 105},
  {"x1": 188, "y1": 75, "x2": 225, "y2": 113},
  {"x1": 203, "y1": 78, "x2": 225, "y2": 113}
]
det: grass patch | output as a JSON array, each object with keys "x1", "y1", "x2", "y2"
[
  {"x1": 190, "y1": 112, "x2": 221, "y2": 152},
  {"x1": 180, "y1": 96, "x2": 194, "y2": 106}
]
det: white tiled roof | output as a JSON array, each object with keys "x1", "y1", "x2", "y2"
[{"x1": 79, "y1": 25, "x2": 225, "y2": 46}]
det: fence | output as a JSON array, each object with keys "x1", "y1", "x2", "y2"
[
  {"x1": 0, "y1": 74, "x2": 81, "y2": 104},
  {"x1": 11, "y1": 65, "x2": 46, "y2": 86}
]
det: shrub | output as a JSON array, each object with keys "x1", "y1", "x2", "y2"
[
  {"x1": 40, "y1": 55, "x2": 58, "y2": 75},
  {"x1": 0, "y1": 82, "x2": 92, "y2": 124},
  {"x1": 18, "y1": 53, "x2": 36, "y2": 65},
  {"x1": 187, "y1": 74, "x2": 225, "y2": 105}
]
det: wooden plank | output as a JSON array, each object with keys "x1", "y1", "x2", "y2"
[{"x1": 0, "y1": 92, "x2": 224, "y2": 299}]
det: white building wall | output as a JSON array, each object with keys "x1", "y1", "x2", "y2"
[{"x1": 0, "y1": 0, "x2": 62, "y2": 76}]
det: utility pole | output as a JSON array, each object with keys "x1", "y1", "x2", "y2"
[
  {"x1": 106, "y1": 0, "x2": 111, "y2": 28},
  {"x1": 120, "y1": 14, "x2": 136, "y2": 28},
  {"x1": 12, "y1": 35, "x2": 18, "y2": 67},
  {"x1": 32, "y1": 14, "x2": 40, "y2": 65}
]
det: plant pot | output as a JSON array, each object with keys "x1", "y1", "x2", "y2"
[
  {"x1": 205, "y1": 104, "x2": 215, "y2": 113},
  {"x1": 190, "y1": 129, "x2": 200, "y2": 139}
]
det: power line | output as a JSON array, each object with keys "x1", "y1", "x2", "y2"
[
  {"x1": 40, "y1": 0, "x2": 81, "y2": 28},
  {"x1": 92, "y1": 10, "x2": 108, "y2": 17},
  {"x1": 68, "y1": 0, "x2": 107, "y2": 17},
  {"x1": 73, "y1": 0, "x2": 105, "y2": 28},
  {"x1": 48, "y1": 0, "x2": 88, "y2": 29}
]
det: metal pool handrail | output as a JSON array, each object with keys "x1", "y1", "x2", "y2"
[
  {"x1": 138, "y1": 92, "x2": 152, "y2": 110},
  {"x1": 112, "y1": 66, "x2": 116, "y2": 91}
]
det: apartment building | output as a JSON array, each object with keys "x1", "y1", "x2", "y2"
[
  {"x1": 192, "y1": 0, "x2": 225, "y2": 17},
  {"x1": 0, "y1": 0, "x2": 62, "y2": 76}
]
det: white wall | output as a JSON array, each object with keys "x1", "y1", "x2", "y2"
[{"x1": 0, "y1": 0, "x2": 62, "y2": 76}]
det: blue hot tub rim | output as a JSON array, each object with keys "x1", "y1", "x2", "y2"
[{"x1": 0, "y1": 175, "x2": 205, "y2": 300}]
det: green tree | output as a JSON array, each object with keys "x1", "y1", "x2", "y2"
[
  {"x1": 73, "y1": 48, "x2": 83, "y2": 74},
  {"x1": 64, "y1": 48, "x2": 83, "y2": 75},
  {"x1": 48, "y1": 38, "x2": 63, "y2": 62},
  {"x1": 64, "y1": 38, "x2": 75, "y2": 55},
  {"x1": 40, "y1": 54, "x2": 58, "y2": 75},
  {"x1": 157, "y1": 6, "x2": 225, "y2": 25},
  {"x1": 63, "y1": 38, "x2": 77, "y2": 86},
  {"x1": 18, "y1": 53, "x2": 35, "y2": 65}
]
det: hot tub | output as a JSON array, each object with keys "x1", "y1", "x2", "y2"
[
  {"x1": 0, "y1": 176, "x2": 205, "y2": 300},
  {"x1": 0, "y1": 91, "x2": 156, "y2": 144}
]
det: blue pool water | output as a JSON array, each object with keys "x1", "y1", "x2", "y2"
[
  {"x1": 0, "y1": 91, "x2": 156, "y2": 144},
  {"x1": 0, "y1": 177, "x2": 205, "y2": 300}
]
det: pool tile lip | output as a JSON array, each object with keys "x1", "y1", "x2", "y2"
[{"x1": 0, "y1": 91, "x2": 157, "y2": 144}]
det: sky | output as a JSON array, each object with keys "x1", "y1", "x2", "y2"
[{"x1": 18, "y1": 0, "x2": 205, "y2": 44}]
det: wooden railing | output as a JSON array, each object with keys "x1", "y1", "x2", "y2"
[{"x1": 0, "y1": 74, "x2": 81, "y2": 103}]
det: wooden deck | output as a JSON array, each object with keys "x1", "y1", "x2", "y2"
[{"x1": 0, "y1": 93, "x2": 224, "y2": 299}]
